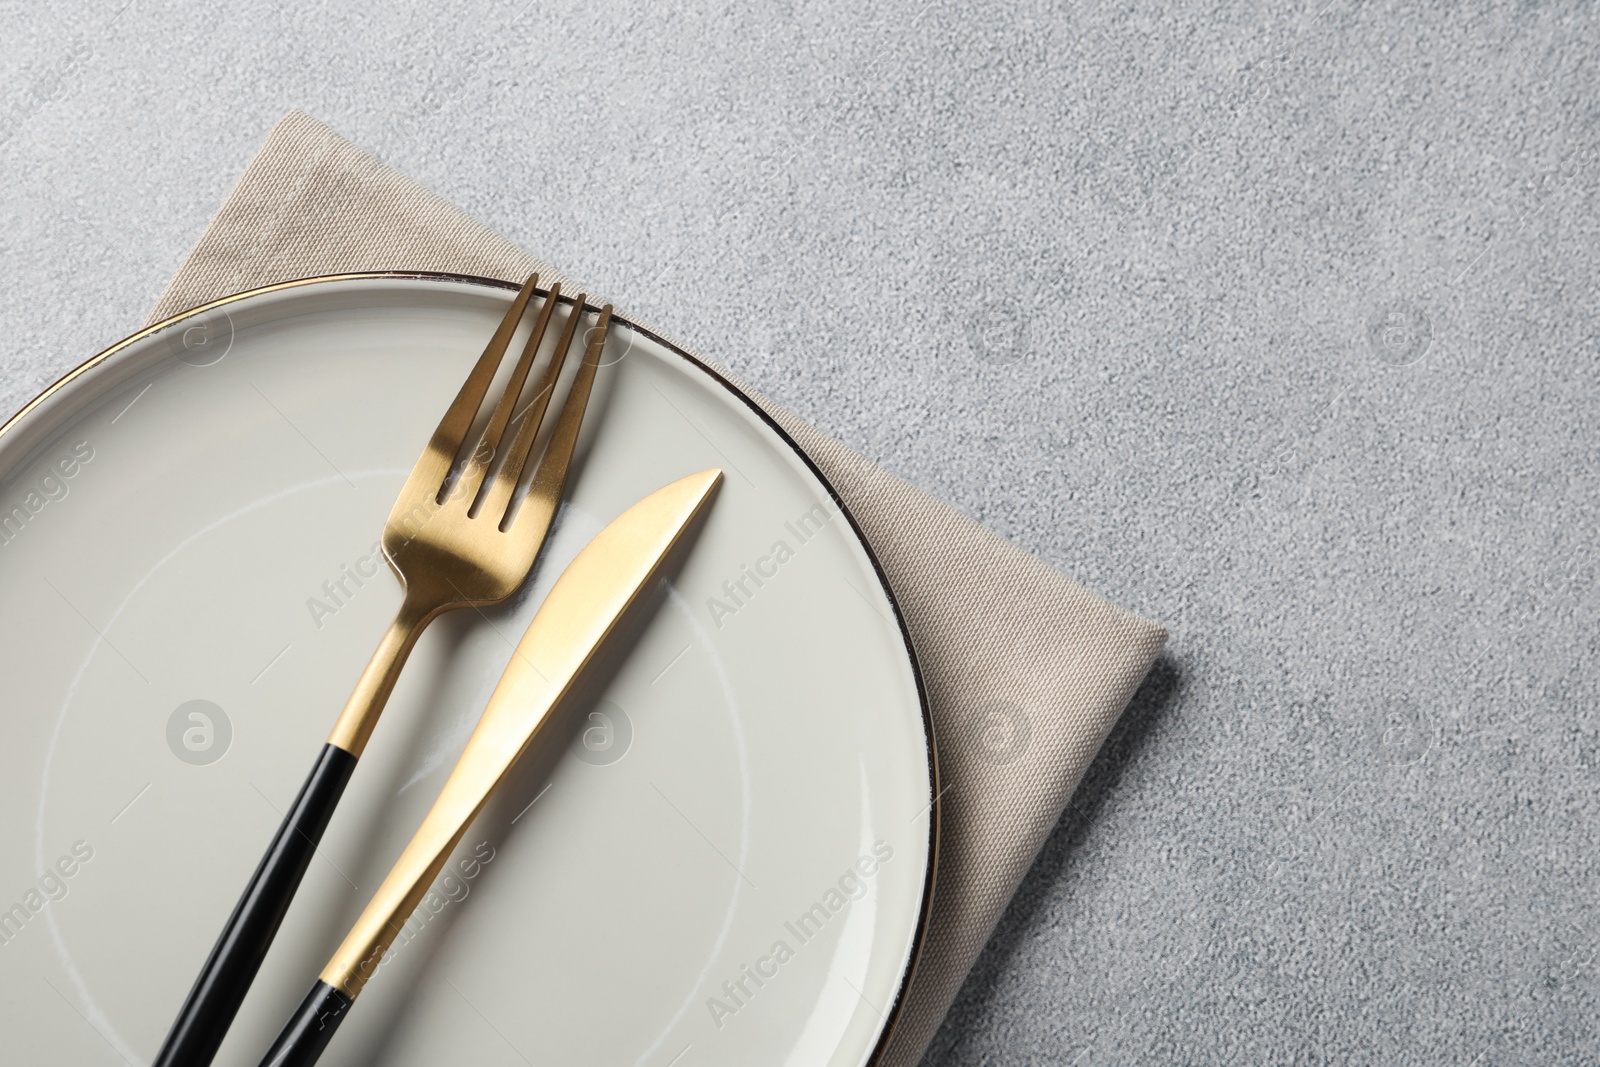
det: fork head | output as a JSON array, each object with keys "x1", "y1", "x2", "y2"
[{"x1": 381, "y1": 274, "x2": 613, "y2": 614}]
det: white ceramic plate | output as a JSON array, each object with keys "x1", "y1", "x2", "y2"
[{"x1": 0, "y1": 274, "x2": 934, "y2": 1066}]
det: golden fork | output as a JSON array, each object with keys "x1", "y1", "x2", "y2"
[{"x1": 154, "y1": 274, "x2": 613, "y2": 1067}]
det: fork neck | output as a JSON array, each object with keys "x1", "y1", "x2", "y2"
[{"x1": 324, "y1": 592, "x2": 440, "y2": 757}]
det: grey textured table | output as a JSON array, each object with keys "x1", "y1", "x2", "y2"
[{"x1": 3, "y1": 2, "x2": 1597, "y2": 1063}]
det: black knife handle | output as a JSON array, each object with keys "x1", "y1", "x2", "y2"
[
  {"x1": 257, "y1": 980, "x2": 355, "y2": 1067},
  {"x1": 154, "y1": 743, "x2": 358, "y2": 1067}
]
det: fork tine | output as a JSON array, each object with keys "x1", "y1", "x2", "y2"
[
  {"x1": 479, "y1": 294, "x2": 592, "y2": 524},
  {"x1": 502, "y1": 303, "x2": 612, "y2": 534},
  {"x1": 453, "y1": 281, "x2": 563, "y2": 511},
  {"x1": 391, "y1": 273, "x2": 540, "y2": 512}
]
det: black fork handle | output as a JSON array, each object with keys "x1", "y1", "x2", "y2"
[{"x1": 153, "y1": 743, "x2": 358, "y2": 1067}]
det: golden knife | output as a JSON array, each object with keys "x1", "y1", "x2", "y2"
[{"x1": 256, "y1": 468, "x2": 722, "y2": 1067}]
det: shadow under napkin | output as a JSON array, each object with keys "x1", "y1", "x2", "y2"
[{"x1": 918, "y1": 656, "x2": 1184, "y2": 1065}]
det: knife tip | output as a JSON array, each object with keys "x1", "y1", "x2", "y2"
[{"x1": 685, "y1": 468, "x2": 724, "y2": 496}]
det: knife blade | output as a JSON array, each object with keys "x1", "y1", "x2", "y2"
[{"x1": 255, "y1": 468, "x2": 722, "y2": 1067}]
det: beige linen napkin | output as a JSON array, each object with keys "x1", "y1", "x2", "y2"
[{"x1": 147, "y1": 111, "x2": 1166, "y2": 1066}]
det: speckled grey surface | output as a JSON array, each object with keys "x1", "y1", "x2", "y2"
[{"x1": 2, "y1": 2, "x2": 1598, "y2": 1063}]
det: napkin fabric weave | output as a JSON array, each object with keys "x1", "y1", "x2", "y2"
[{"x1": 146, "y1": 111, "x2": 1167, "y2": 1066}]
